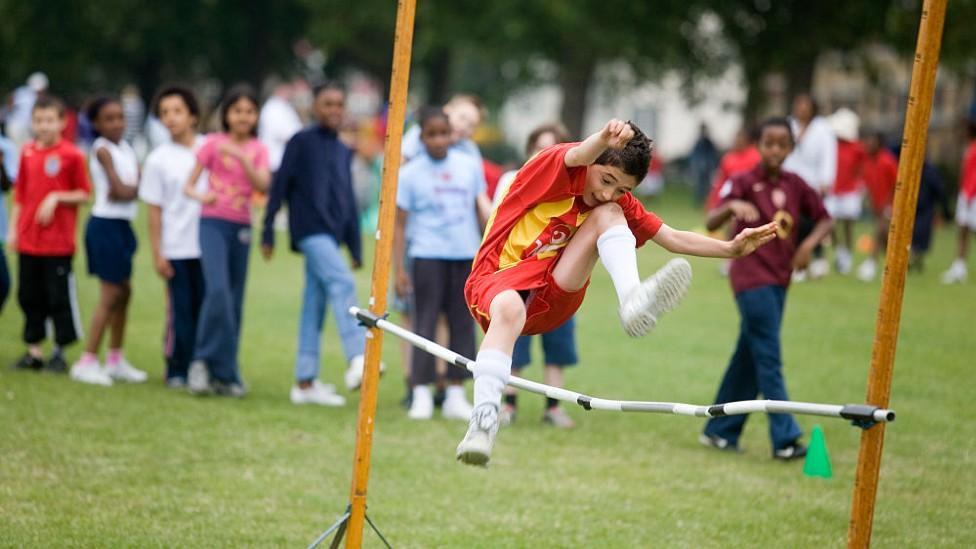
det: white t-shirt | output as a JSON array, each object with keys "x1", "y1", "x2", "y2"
[
  {"x1": 784, "y1": 116, "x2": 837, "y2": 192},
  {"x1": 259, "y1": 96, "x2": 303, "y2": 172},
  {"x1": 139, "y1": 136, "x2": 207, "y2": 259},
  {"x1": 89, "y1": 136, "x2": 139, "y2": 219}
]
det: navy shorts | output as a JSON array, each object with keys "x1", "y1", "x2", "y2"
[
  {"x1": 512, "y1": 316, "x2": 578, "y2": 369},
  {"x1": 85, "y1": 216, "x2": 137, "y2": 284}
]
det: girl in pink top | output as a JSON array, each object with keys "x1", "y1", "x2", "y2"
[{"x1": 182, "y1": 84, "x2": 271, "y2": 396}]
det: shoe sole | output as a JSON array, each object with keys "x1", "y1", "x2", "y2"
[
  {"x1": 622, "y1": 258, "x2": 692, "y2": 337},
  {"x1": 456, "y1": 448, "x2": 490, "y2": 467}
]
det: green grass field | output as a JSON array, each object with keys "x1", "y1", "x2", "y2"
[{"x1": 1, "y1": 187, "x2": 974, "y2": 548}]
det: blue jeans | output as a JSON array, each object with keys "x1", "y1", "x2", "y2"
[
  {"x1": 703, "y1": 285, "x2": 803, "y2": 449},
  {"x1": 164, "y1": 259, "x2": 204, "y2": 380},
  {"x1": 194, "y1": 218, "x2": 251, "y2": 384},
  {"x1": 295, "y1": 234, "x2": 365, "y2": 382}
]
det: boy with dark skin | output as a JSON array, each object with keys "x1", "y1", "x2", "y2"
[{"x1": 701, "y1": 118, "x2": 833, "y2": 459}]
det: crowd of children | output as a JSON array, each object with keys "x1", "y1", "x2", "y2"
[{"x1": 2, "y1": 80, "x2": 974, "y2": 468}]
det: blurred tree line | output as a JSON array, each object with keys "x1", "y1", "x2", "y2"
[{"x1": 2, "y1": 0, "x2": 974, "y2": 135}]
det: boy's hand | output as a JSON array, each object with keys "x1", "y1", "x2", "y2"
[
  {"x1": 395, "y1": 270, "x2": 412, "y2": 298},
  {"x1": 601, "y1": 119, "x2": 634, "y2": 150},
  {"x1": 154, "y1": 254, "x2": 174, "y2": 279},
  {"x1": 35, "y1": 193, "x2": 60, "y2": 226},
  {"x1": 792, "y1": 244, "x2": 813, "y2": 270},
  {"x1": 729, "y1": 221, "x2": 778, "y2": 257},
  {"x1": 728, "y1": 200, "x2": 760, "y2": 223}
]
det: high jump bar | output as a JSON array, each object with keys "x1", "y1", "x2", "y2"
[{"x1": 349, "y1": 307, "x2": 895, "y2": 426}]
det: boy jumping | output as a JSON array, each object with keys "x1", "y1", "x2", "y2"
[{"x1": 457, "y1": 119, "x2": 778, "y2": 465}]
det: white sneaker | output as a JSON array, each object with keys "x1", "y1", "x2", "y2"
[
  {"x1": 857, "y1": 258, "x2": 877, "y2": 282},
  {"x1": 835, "y1": 248, "x2": 853, "y2": 275},
  {"x1": 456, "y1": 403, "x2": 500, "y2": 466},
  {"x1": 941, "y1": 260, "x2": 967, "y2": 284},
  {"x1": 70, "y1": 360, "x2": 113, "y2": 386},
  {"x1": 619, "y1": 258, "x2": 692, "y2": 337},
  {"x1": 344, "y1": 354, "x2": 387, "y2": 391},
  {"x1": 407, "y1": 386, "x2": 434, "y2": 420},
  {"x1": 187, "y1": 360, "x2": 211, "y2": 395},
  {"x1": 442, "y1": 388, "x2": 473, "y2": 421},
  {"x1": 290, "y1": 380, "x2": 346, "y2": 406},
  {"x1": 809, "y1": 257, "x2": 830, "y2": 279},
  {"x1": 106, "y1": 358, "x2": 148, "y2": 383}
]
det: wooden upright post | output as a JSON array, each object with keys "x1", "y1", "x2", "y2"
[
  {"x1": 345, "y1": 1, "x2": 417, "y2": 547},
  {"x1": 847, "y1": 1, "x2": 946, "y2": 547}
]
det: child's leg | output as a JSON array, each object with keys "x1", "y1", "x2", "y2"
[
  {"x1": 295, "y1": 237, "x2": 330, "y2": 385},
  {"x1": 195, "y1": 220, "x2": 236, "y2": 381},
  {"x1": 83, "y1": 281, "x2": 126, "y2": 355},
  {"x1": 442, "y1": 261, "x2": 476, "y2": 418},
  {"x1": 843, "y1": 219, "x2": 854, "y2": 252},
  {"x1": 409, "y1": 258, "x2": 443, "y2": 389},
  {"x1": 702, "y1": 326, "x2": 758, "y2": 447},
  {"x1": 0, "y1": 243, "x2": 10, "y2": 313},
  {"x1": 958, "y1": 226, "x2": 971, "y2": 260},
  {"x1": 17, "y1": 254, "x2": 48, "y2": 356},
  {"x1": 473, "y1": 290, "x2": 526, "y2": 408},
  {"x1": 166, "y1": 261, "x2": 195, "y2": 380},
  {"x1": 226, "y1": 224, "x2": 251, "y2": 383},
  {"x1": 106, "y1": 281, "x2": 132, "y2": 352},
  {"x1": 740, "y1": 286, "x2": 802, "y2": 450}
]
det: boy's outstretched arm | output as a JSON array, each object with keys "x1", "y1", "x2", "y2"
[
  {"x1": 652, "y1": 222, "x2": 778, "y2": 259},
  {"x1": 565, "y1": 119, "x2": 634, "y2": 167}
]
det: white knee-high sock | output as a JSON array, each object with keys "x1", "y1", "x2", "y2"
[
  {"x1": 597, "y1": 224, "x2": 640, "y2": 305},
  {"x1": 471, "y1": 349, "x2": 511, "y2": 408}
]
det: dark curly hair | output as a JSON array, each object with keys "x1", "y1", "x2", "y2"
[{"x1": 593, "y1": 121, "x2": 653, "y2": 180}]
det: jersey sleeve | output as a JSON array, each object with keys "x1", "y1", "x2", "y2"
[
  {"x1": 509, "y1": 143, "x2": 587, "y2": 206},
  {"x1": 138, "y1": 154, "x2": 164, "y2": 205},
  {"x1": 617, "y1": 193, "x2": 663, "y2": 247}
]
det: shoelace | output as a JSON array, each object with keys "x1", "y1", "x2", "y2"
[{"x1": 472, "y1": 405, "x2": 497, "y2": 431}]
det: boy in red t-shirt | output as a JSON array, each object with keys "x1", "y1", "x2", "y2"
[
  {"x1": 699, "y1": 118, "x2": 832, "y2": 460},
  {"x1": 941, "y1": 120, "x2": 976, "y2": 284},
  {"x1": 7, "y1": 96, "x2": 91, "y2": 372},
  {"x1": 456, "y1": 119, "x2": 778, "y2": 466},
  {"x1": 857, "y1": 131, "x2": 898, "y2": 282}
]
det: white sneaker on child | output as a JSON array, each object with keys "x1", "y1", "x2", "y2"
[
  {"x1": 809, "y1": 257, "x2": 830, "y2": 279},
  {"x1": 456, "y1": 403, "x2": 500, "y2": 466},
  {"x1": 407, "y1": 386, "x2": 434, "y2": 420},
  {"x1": 442, "y1": 388, "x2": 474, "y2": 421},
  {"x1": 857, "y1": 258, "x2": 877, "y2": 282},
  {"x1": 619, "y1": 258, "x2": 692, "y2": 337},
  {"x1": 835, "y1": 248, "x2": 853, "y2": 275},
  {"x1": 70, "y1": 360, "x2": 113, "y2": 386},
  {"x1": 941, "y1": 260, "x2": 967, "y2": 284},
  {"x1": 344, "y1": 354, "x2": 387, "y2": 391},
  {"x1": 290, "y1": 380, "x2": 346, "y2": 406},
  {"x1": 106, "y1": 358, "x2": 148, "y2": 383}
]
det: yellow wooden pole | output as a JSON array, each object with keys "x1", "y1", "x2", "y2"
[
  {"x1": 847, "y1": 1, "x2": 946, "y2": 547},
  {"x1": 345, "y1": 0, "x2": 417, "y2": 547}
]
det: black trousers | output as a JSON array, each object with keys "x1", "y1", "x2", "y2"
[
  {"x1": 18, "y1": 253, "x2": 80, "y2": 346},
  {"x1": 410, "y1": 258, "x2": 475, "y2": 386}
]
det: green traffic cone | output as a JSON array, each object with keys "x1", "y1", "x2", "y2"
[{"x1": 803, "y1": 425, "x2": 833, "y2": 479}]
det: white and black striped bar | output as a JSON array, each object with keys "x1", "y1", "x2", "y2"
[{"x1": 350, "y1": 307, "x2": 895, "y2": 425}]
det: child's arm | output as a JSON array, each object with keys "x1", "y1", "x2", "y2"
[
  {"x1": 705, "y1": 199, "x2": 761, "y2": 231},
  {"x1": 146, "y1": 204, "x2": 173, "y2": 279},
  {"x1": 564, "y1": 119, "x2": 634, "y2": 168},
  {"x1": 793, "y1": 218, "x2": 833, "y2": 269},
  {"x1": 652, "y1": 222, "x2": 778, "y2": 259},
  {"x1": 219, "y1": 143, "x2": 270, "y2": 192},
  {"x1": 95, "y1": 147, "x2": 138, "y2": 201},
  {"x1": 476, "y1": 191, "x2": 492, "y2": 232},
  {"x1": 183, "y1": 162, "x2": 215, "y2": 204},
  {"x1": 6, "y1": 202, "x2": 18, "y2": 250},
  {"x1": 393, "y1": 208, "x2": 411, "y2": 298},
  {"x1": 34, "y1": 189, "x2": 89, "y2": 226}
]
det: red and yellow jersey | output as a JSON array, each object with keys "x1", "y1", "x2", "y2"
[{"x1": 468, "y1": 143, "x2": 663, "y2": 296}]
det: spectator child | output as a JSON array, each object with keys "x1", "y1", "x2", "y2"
[
  {"x1": 705, "y1": 128, "x2": 761, "y2": 213},
  {"x1": 394, "y1": 107, "x2": 491, "y2": 420},
  {"x1": 857, "y1": 132, "x2": 898, "y2": 282},
  {"x1": 262, "y1": 82, "x2": 368, "y2": 406},
  {"x1": 184, "y1": 84, "x2": 271, "y2": 397},
  {"x1": 824, "y1": 108, "x2": 865, "y2": 275},
  {"x1": 700, "y1": 118, "x2": 833, "y2": 460},
  {"x1": 941, "y1": 120, "x2": 976, "y2": 283},
  {"x1": 496, "y1": 123, "x2": 580, "y2": 429},
  {"x1": 455, "y1": 119, "x2": 778, "y2": 466},
  {"x1": 140, "y1": 85, "x2": 207, "y2": 388},
  {"x1": 71, "y1": 97, "x2": 145, "y2": 386},
  {"x1": 8, "y1": 96, "x2": 90, "y2": 372}
]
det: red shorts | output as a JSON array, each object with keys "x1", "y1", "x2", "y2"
[{"x1": 465, "y1": 258, "x2": 589, "y2": 336}]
